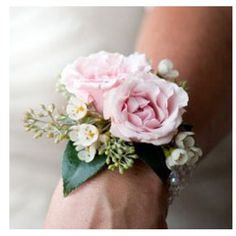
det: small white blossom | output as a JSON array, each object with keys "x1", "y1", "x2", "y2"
[
  {"x1": 175, "y1": 131, "x2": 195, "y2": 149},
  {"x1": 187, "y1": 147, "x2": 203, "y2": 165},
  {"x1": 166, "y1": 148, "x2": 188, "y2": 169},
  {"x1": 68, "y1": 126, "x2": 80, "y2": 142},
  {"x1": 75, "y1": 144, "x2": 96, "y2": 163},
  {"x1": 157, "y1": 59, "x2": 179, "y2": 79},
  {"x1": 66, "y1": 97, "x2": 87, "y2": 120},
  {"x1": 69, "y1": 124, "x2": 99, "y2": 147},
  {"x1": 174, "y1": 131, "x2": 203, "y2": 166},
  {"x1": 69, "y1": 125, "x2": 99, "y2": 162}
]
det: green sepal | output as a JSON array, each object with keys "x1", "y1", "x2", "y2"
[{"x1": 62, "y1": 141, "x2": 106, "y2": 197}]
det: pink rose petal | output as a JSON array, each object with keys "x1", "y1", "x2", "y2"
[
  {"x1": 61, "y1": 51, "x2": 151, "y2": 113},
  {"x1": 103, "y1": 72, "x2": 189, "y2": 146},
  {"x1": 128, "y1": 113, "x2": 143, "y2": 127}
]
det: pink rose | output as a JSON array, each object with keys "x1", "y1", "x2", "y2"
[
  {"x1": 103, "y1": 73, "x2": 189, "y2": 145},
  {"x1": 61, "y1": 51, "x2": 151, "y2": 113}
]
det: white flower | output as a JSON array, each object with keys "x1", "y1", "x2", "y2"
[
  {"x1": 66, "y1": 97, "x2": 87, "y2": 120},
  {"x1": 75, "y1": 144, "x2": 96, "y2": 163},
  {"x1": 69, "y1": 126, "x2": 80, "y2": 142},
  {"x1": 175, "y1": 131, "x2": 195, "y2": 149},
  {"x1": 187, "y1": 147, "x2": 203, "y2": 165},
  {"x1": 166, "y1": 148, "x2": 188, "y2": 169},
  {"x1": 69, "y1": 124, "x2": 99, "y2": 163},
  {"x1": 174, "y1": 131, "x2": 203, "y2": 166},
  {"x1": 69, "y1": 124, "x2": 99, "y2": 147},
  {"x1": 157, "y1": 59, "x2": 179, "y2": 79}
]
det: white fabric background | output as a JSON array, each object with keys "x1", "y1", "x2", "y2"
[{"x1": 10, "y1": 7, "x2": 232, "y2": 229}]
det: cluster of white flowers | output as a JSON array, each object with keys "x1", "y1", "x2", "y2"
[
  {"x1": 66, "y1": 97, "x2": 102, "y2": 162},
  {"x1": 166, "y1": 132, "x2": 203, "y2": 169},
  {"x1": 69, "y1": 124, "x2": 99, "y2": 162}
]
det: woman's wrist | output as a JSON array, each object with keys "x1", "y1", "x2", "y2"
[{"x1": 44, "y1": 160, "x2": 168, "y2": 229}]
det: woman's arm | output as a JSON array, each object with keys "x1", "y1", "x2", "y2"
[
  {"x1": 44, "y1": 161, "x2": 168, "y2": 229},
  {"x1": 44, "y1": 7, "x2": 232, "y2": 229},
  {"x1": 136, "y1": 7, "x2": 232, "y2": 155}
]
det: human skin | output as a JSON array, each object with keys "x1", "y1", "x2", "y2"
[
  {"x1": 136, "y1": 7, "x2": 232, "y2": 155},
  {"x1": 44, "y1": 161, "x2": 168, "y2": 229},
  {"x1": 44, "y1": 7, "x2": 232, "y2": 228}
]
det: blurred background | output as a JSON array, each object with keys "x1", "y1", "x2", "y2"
[{"x1": 10, "y1": 7, "x2": 232, "y2": 229}]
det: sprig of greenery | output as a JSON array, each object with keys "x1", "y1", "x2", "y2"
[
  {"x1": 99, "y1": 136, "x2": 138, "y2": 174},
  {"x1": 23, "y1": 104, "x2": 76, "y2": 143},
  {"x1": 23, "y1": 101, "x2": 111, "y2": 145}
]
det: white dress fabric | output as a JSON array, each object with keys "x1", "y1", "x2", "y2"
[{"x1": 10, "y1": 7, "x2": 232, "y2": 229}]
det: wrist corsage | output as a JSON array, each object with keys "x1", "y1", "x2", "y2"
[{"x1": 24, "y1": 51, "x2": 202, "y2": 201}]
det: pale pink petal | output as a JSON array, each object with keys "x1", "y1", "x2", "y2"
[
  {"x1": 127, "y1": 97, "x2": 139, "y2": 113},
  {"x1": 135, "y1": 96, "x2": 150, "y2": 108},
  {"x1": 61, "y1": 51, "x2": 151, "y2": 113},
  {"x1": 135, "y1": 105, "x2": 155, "y2": 121},
  {"x1": 144, "y1": 119, "x2": 160, "y2": 129},
  {"x1": 128, "y1": 114, "x2": 143, "y2": 127}
]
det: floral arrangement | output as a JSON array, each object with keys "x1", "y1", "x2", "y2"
[{"x1": 24, "y1": 51, "x2": 202, "y2": 197}]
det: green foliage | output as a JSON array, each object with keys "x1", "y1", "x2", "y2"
[
  {"x1": 23, "y1": 104, "x2": 76, "y2": 143},
  {"x1": 62, "y1": 141, "x2": 107, "y2": 196},
  {"x1": 101, "y1": 136, "x2": 138, "y2": 174}
]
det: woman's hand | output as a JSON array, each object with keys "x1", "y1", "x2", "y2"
[{"x1": 44, "y1": 160, "x2": 168, "y2": 229}]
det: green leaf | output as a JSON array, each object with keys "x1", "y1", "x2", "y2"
[
  {"x1": 62, "y1": 141, "x2": 107, "y2": 197},
  {"x1": 134, "y1": 143, "x2": 170, "y2": 183}
]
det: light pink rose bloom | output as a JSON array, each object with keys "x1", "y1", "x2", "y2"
[
  {"x1": 61, "y1": 51, "x2": 151, "y2": 112},
  {"x1": 103, "y1": 73, "x2": 189, "y2": 146}
]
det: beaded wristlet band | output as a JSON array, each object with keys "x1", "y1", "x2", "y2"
[{"x1": 24, "y1": 51, "x2": 202, "y2": 199}]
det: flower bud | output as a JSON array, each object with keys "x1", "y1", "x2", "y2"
[{"x1": 157, "y1": 59, "x2": 179, "y2": 79}]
